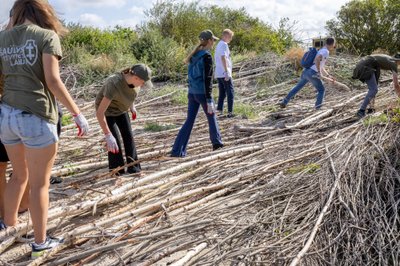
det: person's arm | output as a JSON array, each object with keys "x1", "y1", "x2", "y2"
[
  {"x1": 204, "y1": 54, "x2": 213, "y2": 99},
  {"x1": 392, "y1": 71, "x2": 400, "y2": 97},
  {"x1": 43, "y1": 53, "x2": 89, "y2": 136},
  {"x1": 96, "y1": 97, "x2": 112, "y2": 135},
  {"x1": 96, "y1": 97, "x2": 119, "y2": 153},
  {"x1": 43, "y1": 54, "x2": 80, "y2": 115}
]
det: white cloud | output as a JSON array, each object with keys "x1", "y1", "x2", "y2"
[
  {"x1": 129, "y1": 6, "x2": 145, "y2": 15},
  {"x1": 63, "y1": 0, "x2": 126, "y2": 8},
  {"x1": 0, "y1": 0, "x2": 14, "y2": 25},
  {"x1": 78, "y1": 13, "x2": 106, "y2": 28}
]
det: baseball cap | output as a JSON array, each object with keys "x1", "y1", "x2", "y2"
[
  {"x1": 199, "y1": 30, "x2": 219, "y2": 41},
  {"x1": 131, "y1": 64, "x2": 152, "y2": 88}
]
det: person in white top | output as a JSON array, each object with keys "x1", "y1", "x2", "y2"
[
  {"x1": 215, "y1": 29, "x2": 235, "y2": 117},
  {"x1": 280, "y1": 37, "x2": 336, "y2": 109}
]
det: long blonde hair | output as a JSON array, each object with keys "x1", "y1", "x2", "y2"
[
  {"x1": 11, "y1": 0, "x2": 68, "y2": 36},
  {"x1": 184, "y1": 39, "x2": 209, "y2": 64}
]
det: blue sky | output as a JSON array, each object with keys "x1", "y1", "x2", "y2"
[{"x1": 1, "y1": 0, "x2": 350, "y2": 40}]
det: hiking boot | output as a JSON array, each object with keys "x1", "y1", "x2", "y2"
[
  {"x1": 278, "y1": 101, "x2": 286, "y2": 109},
  {"x1": 50, "y1": 176, "x2": 63, "y2": 184},
  {"x1": 356, "y1": 109, "x2": 366, "y2": 118},
  {"x1": 212, "y1": 143, "x2": 224, "y2": 151},
  {"x1": 0, "y1": 220, "x2": 7, "y2": 230},
  {"x1": 227, "y1": 112, "x2": 235, "y2": 118},
  {"x1": 31, "y1": 236, "x2": 64, "y2": 259}
]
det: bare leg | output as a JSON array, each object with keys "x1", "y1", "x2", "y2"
[
  {"x1": 3, "y1": 144, "x2": 28, "y2": 226},
  {"x1": 25, "y1": 143, "x2": 57, "y2": 243},
  {"x1": 0, "y1": 162, "x2": 7, "y2": 218}
]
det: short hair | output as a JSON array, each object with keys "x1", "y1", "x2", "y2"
[
  {"x1": 326, "y1": 37, "x2": 335, "y2": 46},
  {"x1": 222, "y1": 29, "x2": 234, "y2": 37}
]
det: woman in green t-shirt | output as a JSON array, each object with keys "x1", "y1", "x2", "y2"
[
  {"x1": 0, "y1": 0, "x2": 89, "y2": 258},
  {"x1": 95, "y1": 64, "x2": 152, "y2": 175}
]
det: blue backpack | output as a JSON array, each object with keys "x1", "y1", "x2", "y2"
[{"x1": 300, "y1": 47, "x2": 318, "y2": 68}]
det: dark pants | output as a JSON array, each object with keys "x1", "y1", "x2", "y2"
[
  {"x1": 360, "y1": 73, "x2": 378, "y2": 110},
  {"x1": 171, "y1": 93, "x2": 223, "y2": 157},
  {"x1": 217, "y1": 78, "x2": 234, "y2": 113},
  {"x1": 106, "y1": 112, "x2": 140, "y2": 174}
]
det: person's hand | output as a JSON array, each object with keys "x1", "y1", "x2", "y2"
[
  {"x1": 224, "y1": 71, "x2": 231, "y2": 81},
  {"x1": 207, "y1": 99, "x2": 215, "y2": 114},
  {"x1": 130, "y1": 105, "x2": 137, "y2": 120},
  {"x1": 105, "y1": 133, "x2": 119, "y2": 153},
  {"x1": 73, "y1": 113, "x2": 89, "y2": 137}
]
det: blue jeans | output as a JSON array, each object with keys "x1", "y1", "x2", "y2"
[
  {"x1": 282, "y1": 68, "x2": 325, "y2": 109},
  {"x1": 171, "y1": 93, "x2": 223, "y2": 157},
  {"x1": 360, "y1": 73, "x2": 378, "y2": 110},
  {"x1": 0, "y1": 104, "x2": 58, "y2": 148},
  {"x1": 217, "y1": 78, "x2": 234, "y2": 113}
]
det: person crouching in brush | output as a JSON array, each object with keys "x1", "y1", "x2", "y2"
[
  {"x1": 171, "y1": 30, "x2": 224, "y2": 157},
  {"x1": 352, "y1": 53, "x2": 400, "y2": 118},
  {"x1": 95, "y1": 64, "x2": 152, "y2": 175}
]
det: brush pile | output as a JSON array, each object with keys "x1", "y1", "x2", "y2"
[{"x1": 1, "y1": 53, "x2": 400, "y2": 266}]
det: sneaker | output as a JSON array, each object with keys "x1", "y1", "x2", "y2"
[
  {"x1": 356, "y1": 109, "x2": 366, "y2": 118},
  {"x1": 50, "y1": 176, "x2": 63, "y2": 184},
  {"x1": 212, "y1": 144, "x2": 224, "y2": 151},
  {"x1": 0, "y1": 220, "x2": 7, "y2": 230},
  {"x1": 227, "y1": 112, "x2": 235, "y2": 118},
  {"x1": 31, "y1": 236, "x2": 63, "y2": 259}
]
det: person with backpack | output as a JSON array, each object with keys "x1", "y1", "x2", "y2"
[
  {"x1": 279, "y1": 37, "x2": 336, "y2": 109},
  {"x1": 215, "y1": 29, "x2": 235, "y2": 118},
  {"x1": 0, "y1": 0, "x2": 89, "y2": 258},
  {"x1": 352, "y1": 54, "x2": 400, "y2": 118},
  {"x1": 171, "y1": 30, "x2": 224, "y2": 157},
  {"x1": 95, "y1": 64, "x2": 152, "y2": 175}
]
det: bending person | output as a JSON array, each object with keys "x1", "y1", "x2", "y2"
[
  {"x1": 353, "y1": 53, "x2": 400, "y2": 117},
  {"x1": 95, "y1": 64, "x2": 152, "y2": 175}
]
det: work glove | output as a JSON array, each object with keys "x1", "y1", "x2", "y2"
[
  {"x1": 105, "y1": 133, "x2": 119, "y2": 154},
  {"x1": 130, "y1": 104, "x2": 137, "y2": 121},
  {"x1": 73, "y1": 113, "x2": 89, "y2": 137},
  {"x1": 206, "y1": 99, "x2": 215, "y2": 115},
  {"x1": 224, "y1": 71, "x2": 231, "y2": 81}
]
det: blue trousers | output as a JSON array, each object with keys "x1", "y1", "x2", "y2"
[
  {"x1": 171, "y1": 93, "x2": 223, "y2": 157},
  {"x1": 217, "y1": 78, "x2": 234, "y2": 113},
  {"x1": 283, "y1": 68, "x2": 325, "y2": 109},
  {"x1": 360, "y1": 73, "x2": 378, "y2": 110}
]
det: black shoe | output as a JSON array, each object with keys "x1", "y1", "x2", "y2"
[
  {"x1": 50, "y1": 176, "x2": 63, "y2": 184},
  {"x1": 212, "y1": 144, "x2": 224, "y2": 151},
  {"x1": 127, "y1": 167, "x2": 141, "y2": 174},
  {"x1": 356, "y1": 109, "x2": 366, "y2": 118},
  {"x1": 0, "y1": 220, "x2": 7, "y2": 230},
  {"x1": 367, "y1": 108, "x2": 375, "y2": 114},
  {"x1": 227, "y1": 112, "x2": 235, "y2": 118},
  {"x1": 278, "y1": 101, "x2": 286, "y2": 108}
]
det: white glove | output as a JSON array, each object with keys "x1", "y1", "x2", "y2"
[
  {"x1": 105, "y1": 133, "x2": 119, "y2": 153},
  {"x1": 73, "y1": 113, "x2": 89, "y2": 137},
  {"x1": 130, "y1": 104, "x2": 137, "y2": 120},
  {"x1": 206, "y1": 99, "x2": 215, "y2": 115},
  {"x1": 224, "y1": 71, "x2": 231, "y2": 81}
]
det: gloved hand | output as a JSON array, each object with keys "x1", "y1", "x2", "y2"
[
  {"x1": 206, "y1": 99, "x2": 215, "y2": 115},
  {"x1": 130, "y1": 104, "x2": 137, "y2": 121},
  {"x1": 105, "y1": 133, "x2": 119, "y2": 154},
  {"x1": 73, "y1": 113, "x2": 89, "y2": 137},
  {"x1": 224, "y1": 71, "x2": 231, "y2": 81}
]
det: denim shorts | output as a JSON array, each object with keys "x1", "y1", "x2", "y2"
[{"x1": 0, "y1": 104, "x2": 58, "y2": 148}]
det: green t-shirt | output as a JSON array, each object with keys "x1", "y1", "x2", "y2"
[
  {"x1": 95, "y1": 73, "x2": 139, "y2": 116},
  {"x1": 0, "y1": 24, "x2": 62, "y2": 124},
  {"x1": 372, "y1": 54, "x2": 398, "y2": 73}
]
